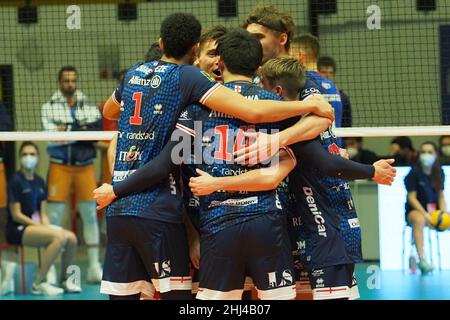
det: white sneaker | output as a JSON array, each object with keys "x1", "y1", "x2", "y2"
[
  {"x1": 62, "y1": 280, "x2": 82, "y2": 293},
  {"x1": 46, "y1": 265, "x2": 58, "y2": 285},
  {"x1": 32, "y1": 282, "x2": 64, "y2": 296},
  {"x1": 87, "y1": 263, "x2": 102, "y2": 284},
  {"x1": 0, "y1": 279, "x2": 15, "y2": 296}
]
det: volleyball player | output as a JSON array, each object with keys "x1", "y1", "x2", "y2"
[
  {"x1": 98, "y1": 13, "x2": 333, "y2": 300},
  {"x1": 214, "y1": 57, "x2": 397, "y2": 300},
  {"x1": 291, "y1": 34, "x2": 344, "y2": 146}
]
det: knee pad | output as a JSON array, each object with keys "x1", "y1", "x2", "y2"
[
  {"x1": 46, "y1": 202, "x2": 66, "y2": 225},
  {"x1": 78, "y1": 201, "x2": 99, "y2": 245}
]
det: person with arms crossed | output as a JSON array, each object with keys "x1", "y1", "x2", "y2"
[{"x1": 41, "y1": 66, "x2": 103, "y2": 284}]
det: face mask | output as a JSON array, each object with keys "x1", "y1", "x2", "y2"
[
  {"x1": 21, "y1": 155, "x2": 38, "y2": 170},
  {"x1": 441, "y1": 145, "x2": 450, "y2": 157},
  {"x1": 420, "y1": 153, "x2": 436, "y2": 168},
  {"x1": 347, "y1": 147, "x2": 358, "y2": 159}
]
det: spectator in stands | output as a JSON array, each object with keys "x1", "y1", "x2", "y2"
[
  {"x1": 343, "y1": 137, "x2": 379, "y2": 165},
  {"x1": 5, "y1": 142, "x2": 80, "y2": 295},
  {"x1": 390, "y1": 136, "x2": 418, "y2": 166},
  {"x1": 404, "y1": 141, "x2": 446, "y2": 274},
  {"x1": 438, "y1": 135, "x2": 450, "y2": 165},
  {"x1": 40, "y1": 66, "x2": 103, "y2": 283},
  {"x1": 318, "y1": 56, "x2": 352, "y2": 127}
]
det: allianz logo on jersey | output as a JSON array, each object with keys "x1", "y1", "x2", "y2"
[
  {"x1": 118, "y1": 145, "x2": 143, "y2": 162},
  {"x1": 208, "y1": 196, "x2": 258, "y2": 208},
  {"x1": 118, "y1": 131, "x2": 155, "y2": 141},
  {"x1": 128, "y1": 76, "x2": 151, "y2": 86}
]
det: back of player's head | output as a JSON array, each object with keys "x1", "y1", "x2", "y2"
[
  {"x1": 292, "y1": 34, "x2": 320, "y2": 59},
  {"x1": 242, "y1": 4, "x2": 295, "y2": 51},
  {"x1": 260, "y1": 56, "x2": 306, "y2": 100},
  {"x1": 216, "y1": 28, "x2": 262, "y2": 78},
  {"x1": 58, "y1": 65, "x2": 77, "y2": 81},
  {"x1": 318, "y1": 56, "x2": 337, "y2": 72},
  {"x1": 145, "y1": 42, "x2": 163, "y2": 62},
  {"x1": 199, "y1": 25, "x2": 228, "y2": 54},
  {"x1": 160, "y1": 13, "x2": 201, "y2": 59}
]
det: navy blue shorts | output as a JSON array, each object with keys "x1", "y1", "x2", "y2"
[
  {"x1": 197, "y1": 212, "x2": 296, "y2": 300},
  {"x1": 100, "y1": 216, "x2": 191, "y2": 297},
  {"x1": 5, "y1": 223, "x2": 27, "y2": 246},
  {"x1": 309, "y1": 264, "x2": 359, "y2": 300}
]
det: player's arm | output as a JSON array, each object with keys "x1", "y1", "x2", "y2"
[
  {"x1": 235, "y1": 114, "x2": 332, "y2": 164},
  {"x1": 204, "y1": 86, "x2": 333, "y2": 123},
  {"x1": 9, "y1": 202, "x2": 39, "y2": 226},
  {"x1": 189, "y1": 149, "x2": 296, "y2": 196},
  {"x1": 407, "y1": 191, "x2": 433, "y2": 225},
  {"x1": 278, "y1": 114, "x2": 332, "y2": 147},
  {"x1": 103, "y1": 95, "x2": 121, "y2": 121},
  {"x1": 107, "y1": 133, "x2": 118, "y2": 175},
  {"x1": 294, "y1": 138, "x2": 396, "y2": 184},
  {"x1": 438, "y1": 190, "x2": 447, "y2": 212},
  {"x1": 407, "y1": 191, "x2": 428, "y2": 214},
  {"x1": 93, "y1": 133, "x2": 187, "y2": 209}
]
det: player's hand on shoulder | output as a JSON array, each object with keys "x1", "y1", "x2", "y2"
[
  {"x1": 339, "y1": 148, "x2": 349, "y2": 159},
  {"x1": 306, "y1": 95, "x2": 334, "y2": 121},
  {"x1": 93, "y1": 183, "x2": 117, "y2": 210},
  {"x1": 234, "y1": 131, "x2": 281, "y2": 166},
  {"x1": 189, "y1": 169, "x2": 217, "y2": 196},
  {"x1": 372, "y1": 159, "x2": 396, "y2": 185}
]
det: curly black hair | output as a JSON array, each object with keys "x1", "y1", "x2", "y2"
[
  {"x1": 216, "y1": 29, "x2": 262, "y2": 78},
  {"x1": 160, "y1": 13, "x2": 202, "y2": 59}
]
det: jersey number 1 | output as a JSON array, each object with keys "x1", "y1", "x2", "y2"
[{"x1": 129, "y1": 92, "x2": 143, "y2": 125}]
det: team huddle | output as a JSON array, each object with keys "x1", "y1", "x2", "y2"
[{"x1": 93, "y1": 5, "x2": 396, "y2": 300}]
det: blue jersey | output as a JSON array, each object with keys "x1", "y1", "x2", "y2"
[
  {"x1": 306, "y1": 71, "x2": 342, "y2": 129},
  {"x1": 176, "y1": 81, "x2": 293, "y2": 235},
  {"x1": 107, "y1": 60, "x2": 220, "y2": 223},
  {"x1": 181, "y1": 166, "x2": 201, "y2": 232},
  {"x1": 7, "y1": 172, "x2": 47, "y2": 226},
  {"x1": 404, "y1": 165, "x2": 444, "y2": 214},
  {"x1": 289, "y1": 126, "x2": 363, "y2": 270}
]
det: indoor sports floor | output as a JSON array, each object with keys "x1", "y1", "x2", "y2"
[{"x1": 1, "y1": 262, "x2": 450, "y2": 300}]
